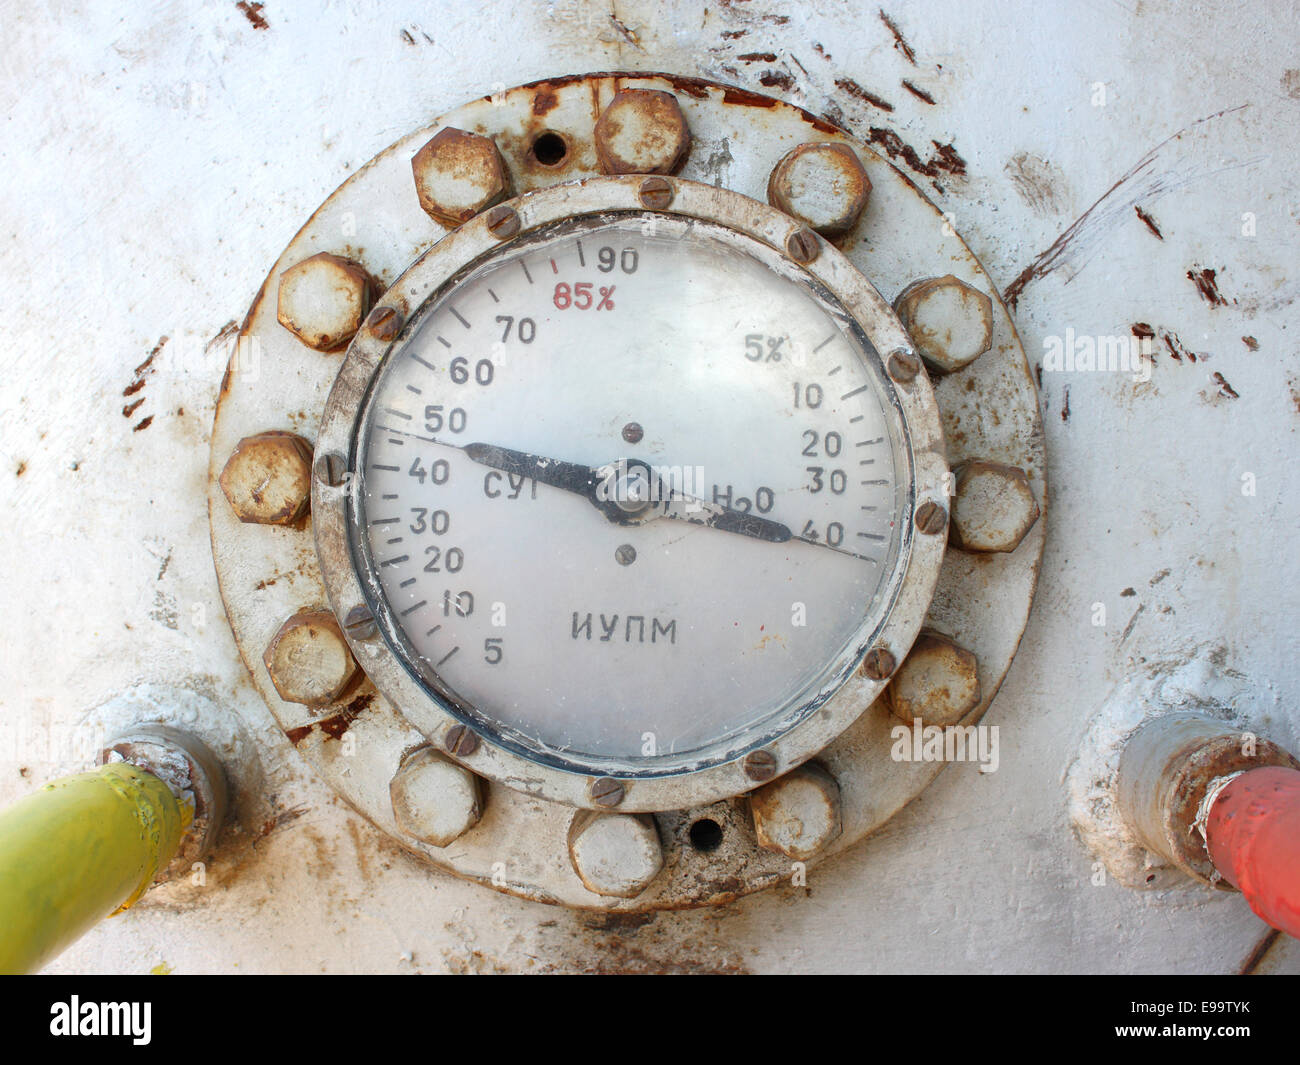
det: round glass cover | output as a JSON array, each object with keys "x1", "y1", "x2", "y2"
[{"x1": 350, "y1": 212, "x2": 913, "y2": 776}]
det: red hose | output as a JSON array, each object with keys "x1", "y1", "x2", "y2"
[{"x1": 1205, "y1": 766, "x2": 1300, "y2": 938}]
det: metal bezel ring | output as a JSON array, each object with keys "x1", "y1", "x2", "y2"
[{"x1": 312, "y1": 174, "x2": 949, "y2": 813}]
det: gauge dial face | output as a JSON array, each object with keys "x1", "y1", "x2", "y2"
[{"x1": 352, "y1": 213, "x2": 912, "y2": 776}]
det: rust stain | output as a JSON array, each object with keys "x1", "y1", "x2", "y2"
[
  {"x1": 836, "y1": 77, "x2": 894, "y2": 113},
  {"x1": 532, "y1": 89, "x2": 559, "y2": 116},
  {"x1": 720, "y1": 29, "x2": 748, "y2": 40},
  {"x1": 901, "y1": 79, "x2": 935, "y2": 105},
  {"x1": 738, "y1": 52, "x2": 777, "y2": 62},
  {"x1": 607, "y1": 14, "x2": 642, "y2": 50},
  {"x1": 1134, "y1": 205, "x2": 1163, "y2": 239},
  {"x1": 720, "y1": 85, "x2": 778, "y2": 109},
  {"x1": 236, "y1": 1, "x2": 268, "y2": 30},
  {"x1": 1131, "y1": 322, "x2": 1155, "y2": 340},
  {"x1": 878, "y1": 8, "x2": 917, "y2": 63},
  {"x1": 123, "y1": 336, "x2": 167, "y2": 398},
  {"x1": 285, "y1": 725, "x2": 312, "y2": 746},
  {"x1": 866, "y1": 128, "x2": 965, "y2": 187},
  {"x1": 122, "y1": 397, "x2": 145, "y2": 418},
  {"x1": 1241, "y1": 335, "x2": 1259, "y2": 351},
  {"x1": 759, "y1": 71, "x2": 796, "y2": 91},
  {"x1": 1212, "y1": 371, "x2": 1239, "y2": 399},
  {"x1": 1060, "y1": 386, "x2": 1070, "y2": 422},
  {"x1": 1187, "y1": 267, "x2": 1229, "y2": 306},
  {"x1": 133, "y1": 416, "x2": 154, "y2": 432}
]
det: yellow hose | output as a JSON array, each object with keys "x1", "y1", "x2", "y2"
[{"x1": 0, "y1": 763, "x2": 191, "y2": 974}]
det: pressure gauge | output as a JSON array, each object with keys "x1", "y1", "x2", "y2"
[
  {"x1": 315, "y1": 176, "x2": 949, "y2": 810},
  {"x1": 212, "y1": 73, "x2": 1044, "y2": 906}
]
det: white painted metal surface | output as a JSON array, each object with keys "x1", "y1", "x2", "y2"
[{"x1": 1, "y1": 0, "x2": 1297, "y2": 973}]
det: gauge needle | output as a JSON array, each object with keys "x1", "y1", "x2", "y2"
[
  {"x1": 375, "y1": 428, "x2": 878, "y2": 561},
  {"x1": 463, "y1": 442, "x2": 793, "y2": 544}
]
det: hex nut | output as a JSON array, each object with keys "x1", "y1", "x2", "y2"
[
  {"x1": 887, "y1": 631, "x2": 981, "y2": 727},
  {"x1": 219, "y1": 431, "x2": 314, "y2": 525},
  {"x1": 568, "y1": 810, "x2": 664, "y2": 898},
  {"x1": 767, "y1": 142, "x2": 872, "y2": 238},
  {"x1": 390, "y1": 746, "x2": 485, "y2": 848},
  {"x1": 263, "y1": 609, "x2": 359, "y2": 708},
  {"x1": 750, "y1": 763, "x2": 842, "y2": 861},
  {"x1": 410, "y1": 127, "x2": 510, "y2": 228},
  {"x1": 949, "y1": 460, "x2": 1040, "y2": 553},
  {"x1": 594, "y1": 89, "x2": 691, "y2": 176},
  {"x1": 276, "y1": 252, "x2": 371, "y2": 352},
  {"x1": 894, "y1": 274, "x2": 994, "y2": 374}
]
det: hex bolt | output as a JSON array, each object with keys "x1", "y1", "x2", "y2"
[
  {"x1": 768, "y1": 142, "x2": 872, "y2": 238},
  {"x1": 742, "y1": 749, "x2": 778, "y2": 782},
  {"x1": 949, "y1": 460, "x2": 1040, "y2": 553},
  {"x1": 219, "y1": 431, "x2": 314, "y2": 526},
  {"x1": 444, "y1": 723, "x2": 480, "y2": 758},
  {"x1": 861, "y1": 646, "x2": 897, "y2": 681},
  {"x1": 567, "y1": 810, "x2": 664, "y2": 898},
  {"x1": 785, "y1": 227, "x2": 820, "y2": 264},
  {"x1": 484, "y1": 203, "x2": 520, "y2": 239},
  {"x1": 887, "y1": 631, "x2": 981, "y2": 727},
  {"x1": 276, "y1": 252, "x2": 372, "y2": 352},
  {"x1": 389, "y1": 746, "x2": 485, "y2": 848},
  {"x1": 410, "y1": 127, "x2": 511, "y2": 229},
  {"x1": 750, "y1": 763, "x2": 843, "y2": 861},
  {"x1": 894, "y1": 274, "x2": 994, "y2": 375},
  {"x1": 886, "y1": 349, "x2": 921, "y2": 384},
  {"x1": 637, "y1": 176, "x2": 674, "y2": 210},
  {"x1": 365, "y1": 306, "x2": 402, "y2": 341},
  {"x1": 914, "y1": 500, "x2": 948, "y2": 535},
  {"x1": 263, "y1": 609, "x2": 360, "y2": 708},
  {"x1": 594, "y1": 89, "x2": 691, "y2": 175},
  {"x1": 589, "y1": 776, "x2": 626, "y2": 808}
]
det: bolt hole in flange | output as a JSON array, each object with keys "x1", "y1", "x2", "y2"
[
  {"x1": 689, "y1": 818, "x2": 724, "y2": 852},
  {"x1": 531, "y1": 131, "x2": 569, "y2": 167}
]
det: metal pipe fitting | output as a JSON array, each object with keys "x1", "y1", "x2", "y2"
[
  {"x1": 0, "y1": 727, "x2": 225, "y2": 974},
  {"x1": 1116, "y1": 713, "x2": 1299, "y2": 884}
]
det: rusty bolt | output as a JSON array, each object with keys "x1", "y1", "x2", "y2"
[
  {"x1": 568, "y1": 810, "x2": 664, "y2": 898},
  {"x1": 444, "y1": 723, "x2": 480, "y2": 758},
  {"x1": 768, "y1": 142, "x2": 872, "y2": 238},
  {"x1": 366, "y1": 306, "x2": 402, "y2": 341},
  {"x1": 589, "y1": 776, "x2": 626, "y2": 807},
  {"x1": 594, "y1": 89, "x2": 691, "y2": 175},
  {"x1": 914, "y1": 500, "x2": 948, "y2": 535},
  {"x1": 264, "y1": 609, "x2": 359, "y2": 708},
  {"x1": 785, "y1": 227, "x2": 820, "y2": 264},
  {"x1": 742, "y1": 749, "x2": 778, "y2": 782},
  {"x1": 886, "y1": 349, "x2": 921, "y2": 384},
  {"x1": 638, "y1": 176, "x2": 674, "y2": 210},
  {"x1": 750, "y1": 763, "x2": 843, "y2": 861},
  {"x1": 484, "y1": 203, "x2": 521, "y2": 239},
  {"x1": 949, "y1": 460, "x2": 1040, "y2": 553},
  {"x1": 411, "y1": 127, "x2": 511, "y2": 229},
  {"x1": 220, "y1": 431, "x2": 314, "y2": 526},
  {"x1": 887, "y1": 631, "x2": 981, "y2": 727},
  {"x1": 861, "y1": 646, "x2": 897, "y2": 681},
  {"x1": 894, "y1": 274, "x2": 994, "y2": 375},
  {"x1": 276, "y1": 252, "x2": 371, "y2": 352},
  {"x1": 390, "y1": 746, "x2": 485, "y2": 848}
]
